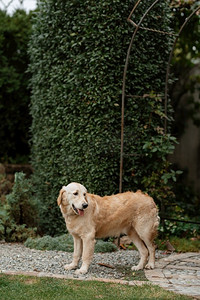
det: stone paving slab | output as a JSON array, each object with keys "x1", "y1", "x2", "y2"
[{"x1": 145, "y1": 252, "x2": 200, "y2": 299}]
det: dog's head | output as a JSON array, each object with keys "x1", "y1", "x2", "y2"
[{"x1": 57, "y1": 182, "x2": 88, "y2": 216}]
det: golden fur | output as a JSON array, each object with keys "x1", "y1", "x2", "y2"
[{"x1": 57, "y1": 182, "x2": 160, "y2": 275}]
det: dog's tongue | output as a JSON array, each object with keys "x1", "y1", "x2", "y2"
[{"x1": 78, "y1": 209, "x2": 84, "y2": 216}]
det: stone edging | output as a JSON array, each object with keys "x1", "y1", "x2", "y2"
[{"x1": 1, "y1": 269, "x2": 150, "y2": 287}]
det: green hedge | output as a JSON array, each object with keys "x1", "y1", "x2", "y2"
[{"x1": 29, "y1": 0, "x2": 175, "y2": 235}]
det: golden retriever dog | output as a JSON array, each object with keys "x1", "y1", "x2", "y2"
[{"x1": 57, "y1": 182, "x2": 160, "y2": 275}]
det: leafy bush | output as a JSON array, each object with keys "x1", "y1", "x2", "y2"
[
  {"x1": 0, "y1": 205, "x2": 37, "y2": 242},
  {"x1": 25, "y1": 235, "x2": 74, "y2": 252},
  {"x1": 29, "y1": 0, "x2": 176, "y2": 235},
  {"x1": 95, "y1": 239, "x2": 118, "y2": 253},
  {"x1": 0, "y1": 172, "x2": 37, "y2": 242},
  {"x1": 159, "y1": 216, "x2": 199, "y2": 239},
  {"x1": 6, "y1": 224, "x2": 36, "y2": 243},
  {"x1": 25, "y1": 234, "x2": 118, "y2": 253},
  {"x1": 6, "y1": 172, "x2": 37, "y2": 226}
]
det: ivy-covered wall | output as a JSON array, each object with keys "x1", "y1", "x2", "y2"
[{"x1": 29, "y1": 0, "x2": 175, "y2": 235}]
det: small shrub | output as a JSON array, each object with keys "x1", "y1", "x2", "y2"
[
  {"x1": 24, "y1": 234, "x2": 118, "y2": 253},
  {"x1": 95, "y1": 239, "x2": 118, "y2": 253},
  {"x1": 25, "y1": 235, "x2": 74, "y2": 252},
  {"x1": 6, "y1": 172, "x2": 37, "y2": 226},
  {"x1": 7, "y1": 225, "x2": 37, "y2": 243},
  {"x1": 0, "y1": 207, "x2": 37, "y2": 242},
  {"x1": 0, "y1": 207, "x2": 10, "y2": 239},
  {"x1": 0, "y1": 172, "x2": 38, "y2": 242}
]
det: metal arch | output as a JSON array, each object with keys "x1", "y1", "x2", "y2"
[
  {"x1": 120, "y1": 0, "x2": 161, "y2": 193},
  {"x1": 119, "y1": 0, "x2": 200, "y2": 193},
  {"x1": 164, "y1": 5, "x2": 200, "y2": 133}
]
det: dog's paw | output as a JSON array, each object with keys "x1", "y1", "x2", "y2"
[
  {"x1": 64, "y1": 263, "x2": 77, "y2": 271},
  {"x1": 131, "y1": 265, "x2": 144, "y2": 271},
  {"x1": 145, "y1": 262, "x2": 154, "y2": 270},
  {"x1": 75, "y1": 268, "x2": 88, "y2": 275}
]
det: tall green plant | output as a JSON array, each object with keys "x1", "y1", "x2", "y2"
[
  {"x1": 6, "y1": 172, "x2": 36, "y2": 225},
  {"x1": 0, "y1": 172, "x2": 37, "y2": 241},
  {"x1": 29, "y1": 0, "x2": 176, "y2": 235}
]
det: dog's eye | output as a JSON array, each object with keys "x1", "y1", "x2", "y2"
[
  {"x1": 73, "y1": 191, "x2": 78, "y2": 196},
  {"x1": 83, "y1": 193, "x2": 86, "y2": 197}
]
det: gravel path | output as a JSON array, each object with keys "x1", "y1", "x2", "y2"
[
  {"x1": 1, "y1": 242, "x2": 199, "y2": 298},
  {"x1": 0, "y1": 242, "x2": 168, "y2": 280}
]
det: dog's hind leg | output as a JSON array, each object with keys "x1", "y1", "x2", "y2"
[
  {"x1": 138, "y1": 214, "x2": 159, "y2": 269},
  {"x1": 136, "y1": 215, "x2": 159, "y2": 269},
  {"x1": 141, "y1": 236, "x2": 156, "y2": 269},
  {"x1": 128, "y1": 228, "x2": 148, "y2": 271},
  {"x1": 64, "y1": 235, "x2": 82, "y2": 271}
]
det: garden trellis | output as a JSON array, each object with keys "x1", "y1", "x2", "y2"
[{"x1": 119, "y1": 0, "x2": 200, "y2": 226}]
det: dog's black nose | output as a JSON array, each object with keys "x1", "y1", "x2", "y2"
[{"x1": 82, "y1": 203, "x2": 88, "y2": 209}]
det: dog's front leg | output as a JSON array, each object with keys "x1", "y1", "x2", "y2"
[
  {"x1": 64, "y1": 235, "x2": 82, "y2": 271},
  {"x1": 75, "y1": 235, "x2": 95, "y2": 275}
]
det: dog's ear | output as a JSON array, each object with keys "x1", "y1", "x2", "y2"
[
  {"x1": 57, "y1": 188, "x2": 66, "y2": 206},
  {"x1": 85, "y1": 192, "x2": 89, "y2": 203}
]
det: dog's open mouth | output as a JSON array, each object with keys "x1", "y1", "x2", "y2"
[{"x1": 72, "y1": 204, "x2": 84, "y2": 216}]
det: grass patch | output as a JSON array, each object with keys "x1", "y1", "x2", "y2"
[
  {"x1": 0, "y1": 274, "x2": 192, "y2": 300},
  {"x1": 119, "y1": 236, "x2": 200, "y2": 253},
  {"x1": 114, "y1": 266, "x2": 147, "y2": 282},
  {"x1": 156, "y1": 237, "x2": 200, "y2": 253}
]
